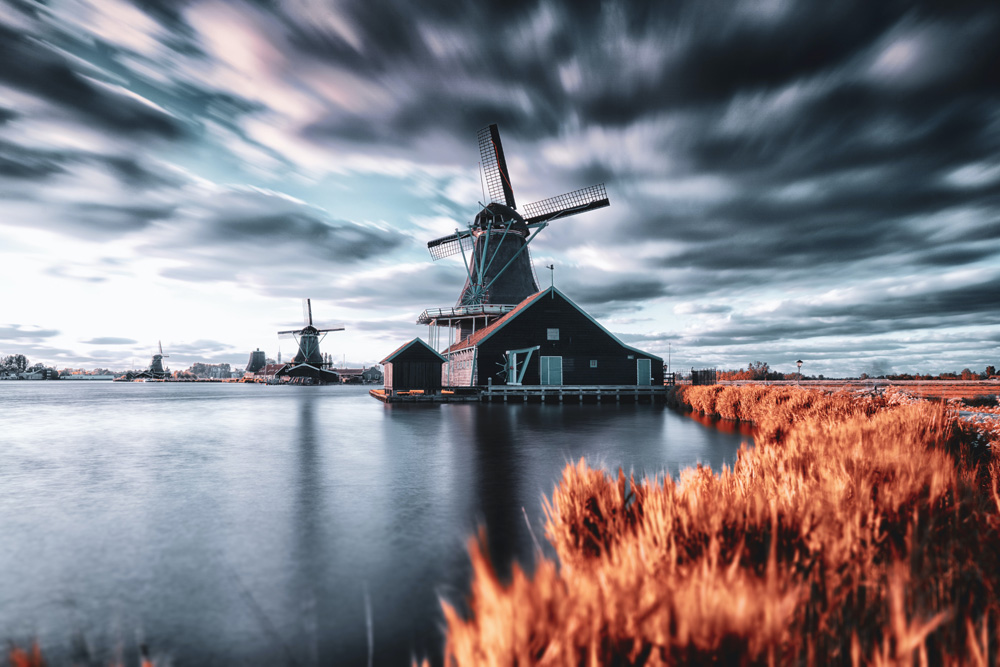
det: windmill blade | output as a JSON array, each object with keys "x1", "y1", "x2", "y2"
[
  {"x1": 427, "y1": 230, "x2": 474, "y2": 261},
  {"x1": 277, "y1": 329, "x2": 301, "y2": 336},
  {"x1": 302, "y1": 298, "x2": 314, "y2": 326},
  {"x1": 478, "y1": 124, "x2": 516, "y2": 209},
  {"x1": 158, "y1": 340, "x2": 163, "y2": 355},
  {"x1": 523, "y1": 183, "x2": 610, "y2": 225},
  {"x1": 315, "y1": 327, "x2": 345, "y2": 333}
]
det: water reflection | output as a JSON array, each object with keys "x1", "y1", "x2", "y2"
[
  {"x1": 0, "y1": 385, "x2": 751, "y2": 667},
  {"x1": 292, "y1": 391, "x2": 322, "y2": 665},
  {"x1": 684, "y1": 411, "x2": 757, "y2": 438},
  {"x1": 469, "y1": 406, "x2": 527, "y2": 579}
]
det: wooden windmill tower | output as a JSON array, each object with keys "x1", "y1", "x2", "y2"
[
  {"x1": 277, "y1": 299, "x2": 344, "y2": 384},
  {"x1": 418, "y1": 124, "x2": 610, "y2": 344}
]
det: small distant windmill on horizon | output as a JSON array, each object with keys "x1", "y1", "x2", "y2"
[
  {"x1": 117, "y1": 340, "x2": 169, "y2": 381},
  {"x1": 148, "y1": 340, "x2": 169, "y2": 378},
  {"x1": 277, "y1": 299, "x2": 344, "y2": 384},
  {"x1": 418, "y1": 124, "x2": 610, "y2": 345}
]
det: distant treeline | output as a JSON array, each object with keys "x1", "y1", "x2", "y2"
[
  {"x1": 715, "y1": 361, "x2": 997, "y2": 382},
  {"x1": 0, "y1": 354, "x2": 57, "y2": 377},
  {"x1": 868, "y1": 366, "x2": 996, "y2": 381}
]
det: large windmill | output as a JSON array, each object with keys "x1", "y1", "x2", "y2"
[
  {"x1": 418, "y1": 124, "x2": 610, "y2": 343},
  {"x1": 277, "y1": 299, "x2": 344, "y2": 384}
]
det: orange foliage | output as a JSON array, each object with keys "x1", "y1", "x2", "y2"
[
  {"x1": 8, "y1": 643, "x2": 44, "y2": 667},
  {"x1": 437, "y1": 385, "x2": 1000, "y2": 665}
]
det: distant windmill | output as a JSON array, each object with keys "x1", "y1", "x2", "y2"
[
  {"x1": 427, "y1": 124, "x2": 609, "y2": 309},
  {"x1": 123, "y1": 340, "x2": 169, "y2": 380},
  {"x1": 277, "y1": 299, "x2": 344, "y2": 384},
  {"x1": 148, "y1": 340, "x2": 169, "y2": 378}
]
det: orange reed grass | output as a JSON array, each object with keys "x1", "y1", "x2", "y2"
[
  {"x1": 7, "y1": 642, "x2": 44, "y2": 667},
  {"x1": 435, "y1": 385, "x2": 1000, "y2": 665}
]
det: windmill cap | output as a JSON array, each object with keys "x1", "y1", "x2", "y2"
[{"x1": 474, "y1": 202, "x2": 528, "y2": 236}]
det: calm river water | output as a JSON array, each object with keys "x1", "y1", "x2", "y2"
[{"x1": 0, "y1": 382, "x2": 752, "y2": 665}]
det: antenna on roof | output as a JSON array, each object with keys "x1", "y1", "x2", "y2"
[{"x1": 546, "y1": 264, "x2": 555, "y2": 293}]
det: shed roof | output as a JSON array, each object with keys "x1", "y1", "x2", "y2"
[{"x1": 380, "y1": 337, "x2": 447, "y2": 364}]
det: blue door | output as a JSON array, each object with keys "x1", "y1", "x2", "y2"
[
  {"x1": 541, "y1": 356, "x2": 563, "y2": 385},
  {"x1": 637, "y1": 359, "x2": 651, "y2": 385}
]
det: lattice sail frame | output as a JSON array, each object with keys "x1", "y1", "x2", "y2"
[
  {"x1": 426, "y1": 125, "x2": 610, "y2": 262},
  {"x1": 428, "y1": 232, "x2": 475, "y2": 261},
  {"x1": 478, "y1": 125, "x2": 515, "y2": 208},
  {"x1": 523, "y1": 183, "x2": 609, "y2": 224}
]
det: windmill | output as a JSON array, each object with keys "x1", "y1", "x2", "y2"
[
  {"x1": 122, "y1": 340, "x2": 169, "y2": 380},
  {"x1": 277, "y1": 299, "x2": 344, "y2": 384},
  {"x1": 420, "y1": 124, "x2": 609, "y2": 342},
  {"x1": 148, "y1": 341, "x2": 169, "y2": 378}
]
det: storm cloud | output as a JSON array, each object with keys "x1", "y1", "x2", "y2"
[{"x1": 1, "y1": 0, "x2": 998, "y2": 374}]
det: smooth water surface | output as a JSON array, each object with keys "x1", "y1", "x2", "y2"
[{"x1": 0, "y1": 383, "x2": 752, "y2": 665}]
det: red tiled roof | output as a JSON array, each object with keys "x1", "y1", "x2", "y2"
[{"x1": 442, "y1": 290, "x2": 547, "y2": 354}]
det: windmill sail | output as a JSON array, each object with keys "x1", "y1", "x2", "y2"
[
  {"x1": 418, "y1": 123, "x2": 611, "y2": 339},
  {"x1": 427, "y1": 230, "x2": 475, "y2": 261},
  {"x1": 523, "y1": 184, "x2": 609, "y2": 225},
  {"x1": 478, "y1": 124, "x2": 516, "y2": 209}
]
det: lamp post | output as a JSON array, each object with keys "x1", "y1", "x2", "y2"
[{"x1": 796, "y1": 359, "x2": 803, "y2": 385}]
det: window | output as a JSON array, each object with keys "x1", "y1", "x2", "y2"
[
  {"x1": 590, "y1": 360, "x2": 598, "y2": 368},
  {"x1": 547, "y1": 328, "x2": 559, "y2": 341}
]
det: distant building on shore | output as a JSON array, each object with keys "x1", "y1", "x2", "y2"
[
  {"x1": 1, "y1": 368, "x2": 60, "y2": 380},
  {"x1": 361, "y1": 366, "x2": 383, "y2": 384}
]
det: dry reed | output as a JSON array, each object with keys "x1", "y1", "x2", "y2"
[{"x1": 434, "y1": 385, "x2": 1000, "y2": 665}]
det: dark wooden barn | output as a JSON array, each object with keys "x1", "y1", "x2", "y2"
[
  {"x1": 380, "y1": 338, "x2": 446, "y2": 393},
  {"x1": 441, "y1": 287, "x2": 663, "y2": 387}
]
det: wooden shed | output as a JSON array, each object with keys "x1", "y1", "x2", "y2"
[
  {"x1": 442, "y1": 287, "x2": 663, "y2": 387},
  {"x1": 380, "y1": 338, "x2": 446, "y2": 393}
]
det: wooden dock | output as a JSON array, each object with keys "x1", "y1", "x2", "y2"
[
  {"x1": 369, "y1": 388, "x2": 482, "y2": 403},
  {"x1": 371, "y1": 385, "x2": 669, "y2": 404},
  {"x1": 483, "y1": 384, "x2": 668, "y2": 404}
]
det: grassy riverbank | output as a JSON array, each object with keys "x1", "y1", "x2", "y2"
[{"x1": 433, "y1": 385, "x2": 1000, "y2": 665}]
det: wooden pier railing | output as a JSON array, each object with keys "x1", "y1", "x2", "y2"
[
  {"x1": 482, "y1": 384, "x2": 668, "y2": 403},
  {"x1": 372, "y1": 384, "x2": 670, "y2": 404}
]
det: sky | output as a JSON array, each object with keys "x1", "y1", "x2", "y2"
[{"x1": 1, "y1": 0, "x2": 998, "y2": 377}]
